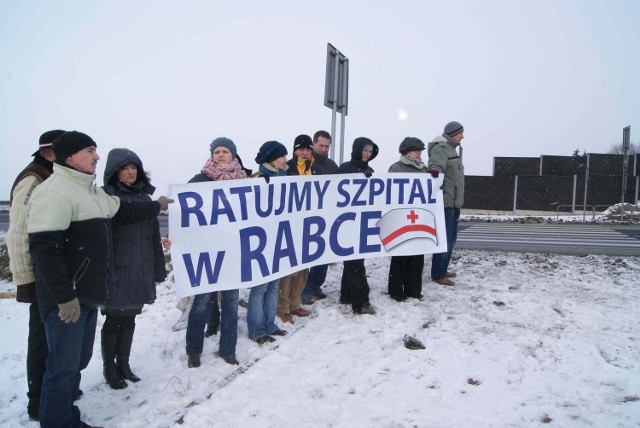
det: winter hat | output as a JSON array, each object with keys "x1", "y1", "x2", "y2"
[
  {"x1": 293, "y1": 134, "x2": 313, "y2": 151},
  {"x1": 255, "y1": 140, "x2": 288, "y2": 164},
  {"x1": 210, "y1": 137, "x2": 237, "y2": 159},
  {"x1": 53, "y1": 131, "x2": 97, "y2": 163},
  {"x1": 33, "y1": 129, "x2": 66, "y2": 156},
  {"x1": 443, "y1": 121, "x2": 464, "y2": 137},
  {"x1": 398, "y1": 137, "x2": 425, "y2": 155}
]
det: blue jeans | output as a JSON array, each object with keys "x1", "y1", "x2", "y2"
[
  {"x1": 247, "y1": 279, "x2": 280, "y2": 340},
  {"x1": 301, "y1": 264, "x2": 328, "y2": 298},
  {"x1": 40, "y1": 304, "x2": 97, "y2": 428},
  {"x1": 431, "y1": 207, "x2": 460, "y2": 280},
  {"x1": 186, "y1": 290, "x2": 239, "y2": 358}
]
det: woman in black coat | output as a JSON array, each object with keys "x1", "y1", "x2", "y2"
[
  {"x1": 101, "y1": 148, "x2": 167, "y2": 389},
  {"x1": 338, "y1": 137, "x2": 379, "y2": 315}
]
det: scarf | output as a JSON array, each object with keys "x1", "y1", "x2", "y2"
[
  {"x1": 202, "y1": 157, "x2": 247, "y2": 181},
  {"x1": 259, "y1": 163, "x2": 287, "y2": 177},
  {"x1": 400, "y1": 154, "x2": 426, "y2": 171}
]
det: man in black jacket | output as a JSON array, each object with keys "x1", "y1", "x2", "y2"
[
  {"x1": 301, "y1": 130, "x2": 340, "y2": 304},
  {"x1": 28, "y1": 131, "x2": 171, "y2": 428}
]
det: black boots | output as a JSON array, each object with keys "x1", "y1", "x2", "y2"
[
  {"x1": 116, "y1": 323, "x2": 140, "y2": 383},
  {"x1": 102, "y1": 315, "x2": 140, "y2": 390},
  {"x1": 101, "y1": 329, "x2": 127, "y2": 390}
]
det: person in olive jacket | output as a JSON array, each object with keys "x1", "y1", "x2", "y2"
[
  {"x1": 428, "y1": 121, "x2": 465, "y2": 286},
  {"x1": 100, "y1": 148, "x2": 167, "y2": 389}
]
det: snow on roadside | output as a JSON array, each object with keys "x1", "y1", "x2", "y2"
[{"x1": 1, "y1": 248, "x2": 639, "y2": 427}]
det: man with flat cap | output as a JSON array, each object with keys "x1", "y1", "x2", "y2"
[{"x1": 7, "y1": 130, "x2": 64, "y2": 421}]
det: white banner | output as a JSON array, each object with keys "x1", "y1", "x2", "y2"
[{"x1": 168, "y1": 173, "x2": 447, "y2": 297}]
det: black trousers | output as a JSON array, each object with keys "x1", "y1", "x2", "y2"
[
  {"x1": 388, "y1": 255, "x2": 425, "y2": 299},
  {"x1": 341, "y1": 259, "x2": 371, "y2": 310},
  {"x1": 27, "y1": 302, "x2": 48, "y2": 414}
]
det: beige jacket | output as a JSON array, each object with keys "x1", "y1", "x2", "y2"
[{"x1": 7, "y1": 174, "x2": 42, "y2": 285}]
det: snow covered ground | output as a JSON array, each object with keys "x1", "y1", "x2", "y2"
[{"x1": 1, "y1": 233, "x2": 639, "y2": 427}]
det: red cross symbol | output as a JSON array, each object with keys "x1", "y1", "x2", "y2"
[{"x1": 406, "y1": 210, "x2": 419, "y2": 224}]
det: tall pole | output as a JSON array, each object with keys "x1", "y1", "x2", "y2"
[{"x1": 324, "y1": 43, "x2": 349, "y2": 163}]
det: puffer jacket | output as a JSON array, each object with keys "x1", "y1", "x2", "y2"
[
  {"x1": 427, "y1": 135, "x2": 464, "y2": 208},
  {"x1": 338, "y1": 137, "x2": 379, "y2": 175},
  {"x1": 102, "y1": 148, "x2": 166, "y2": 312},
  {"x1": 28, "y1": 162, "x2": 161, "y2": 318}
]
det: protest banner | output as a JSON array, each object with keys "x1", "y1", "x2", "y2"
[{"x1": 168, "y1": 172, "x2": 446, "y2": 297}]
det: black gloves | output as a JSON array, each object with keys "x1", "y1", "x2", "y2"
[{"x1": 16, "y1": 282, "x2": 37, "y2": 303}]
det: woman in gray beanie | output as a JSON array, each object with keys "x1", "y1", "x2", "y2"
[{"x1": 185, "y1": 137, "x2": 248, "y2": 368}]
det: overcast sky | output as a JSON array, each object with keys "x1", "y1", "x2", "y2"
[{"x1": 2, "y1": 0, "x2": 638, "y2": 198}]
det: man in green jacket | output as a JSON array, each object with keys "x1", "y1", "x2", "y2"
[{"x1": 428, "y1": 121, "x2": 465, "y2": 286}]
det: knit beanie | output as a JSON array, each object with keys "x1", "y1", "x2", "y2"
[
  {"x1": 293, "y1": 134, "x2": 313, "y2": 151},
  {"x1": 53, "y1": 131, "x2": 97, "y2": 163},
  {"x1": 443, "y1": 121, "x2": 464, "y2": 137},
  {"x1": 255, "y1": 140, "x2": 288, "y2": 164},
  {"x1": 210, "y1": 137, "x2": 237, "y2": 159},
  {"x1": 398, "y1": 137, "x2": 425, "y2": 155},
  {"x1": 33, "y1": 129, "x2": 66, "y2": 156}
]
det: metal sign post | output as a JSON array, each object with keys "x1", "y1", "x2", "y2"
[
  {"x1": 324, "y1": 43, "x2": 349, "y2": 164},
  {"x1": 622, "y1": 126, "x2": 631, "y2": 219}
]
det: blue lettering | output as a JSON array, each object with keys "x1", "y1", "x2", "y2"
[
  {"x1": 336, "y1": 179, "x2": 351, "y2": 208},
  {"x1": 274, "y1": 182, "x2": 286, "y2": 215},
  {"x1": 313, "y1": 180, "x2": 330, "y2": 209},
  {"x1": 239, "y1": 226, "x2": 269, "y2": 282},
  {"x1": 229, "y1": 186, "x2": 252, "y2": 220},
  {"x1": 408, "y1": 179, "x2": 427, "y2": 204},
  {"x1": 288, "y1": 181, "x2": 312, "y2": 212},
  {"x1": 368, "y1": 178, "x2": 385, "y2": 204},
  {"x1": 182, "y1": 251, "x2": 225, "y2": 287},
  {"x1": 254, "y1": 184, "x2": 273, "y2": 218},
  {"x1": 360, "y1": 211, "x2": 382, "y2": 253},
  {"x1": 330, "y1": 212, "x2": 355, "y2": 256},
  {"x1": 393, "y1": 178, "x2": 410, "y2": 204},
  {"x1": 302, "y1": 216, "x2": 326, "y2": 263},
  {"x1": 211, "y1": 189, "x2": 236, "y2": 224},
  {"x1": 272, "y1": 220, "x2": 297, "y2": 273},
  {"x1": 178, "y1": 192, "x2": 206, "y2": 227},
  {"x1": 351, "y1": 179, "x2": 367, "y2": 206},
  {"x1": 427, "y1": 178, "x2": 436, "y2": 203}
]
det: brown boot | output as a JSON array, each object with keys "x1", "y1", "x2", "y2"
[
  {"x1": 434, "y1": 277, "x2": 455, "y2": 286},
  {"x1": 291, "y1": 308, "x2": 310, "y2": 317},
  {"x1": 279, "y1": 313, "x2": 294, "y2": 324}
]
